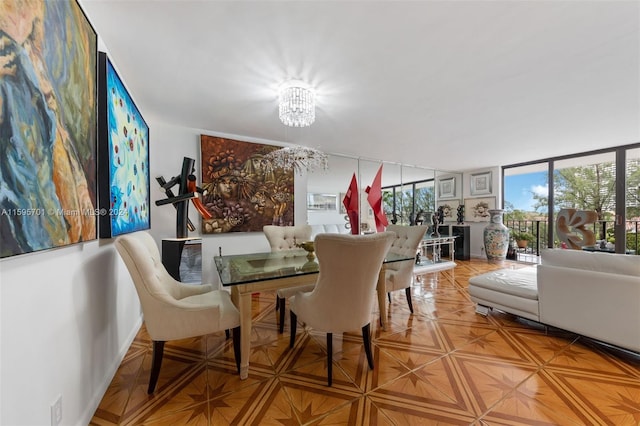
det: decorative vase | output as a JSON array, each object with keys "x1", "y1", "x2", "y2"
[{"x1": 483, "y1": 209, "x2": 510, "y2": 262}]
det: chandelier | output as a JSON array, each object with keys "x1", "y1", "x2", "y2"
[
  {"x1": 278, "y1": 81, "x2": 315, "y2": 127},
  {"x1": 263, "y1": 146, "x2": 328, "y2": 175}
]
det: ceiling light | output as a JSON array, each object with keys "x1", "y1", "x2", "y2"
[
  {"x1": 263, "y1": 146, "x2": 328, "y2": 175},
  {"x1": 278, "y1": 81, "x2": 315, "y2": 127}
]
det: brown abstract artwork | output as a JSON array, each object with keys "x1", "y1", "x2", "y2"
[{"x1": 200, "y1": 136, "x2": 295, "y2": 233}]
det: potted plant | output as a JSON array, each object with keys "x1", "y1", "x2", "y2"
[{"x1": 511, "y1": 230, "x2": 534, "y2": 248}]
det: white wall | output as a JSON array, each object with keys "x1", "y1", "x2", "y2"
[{"x1": 0, "y1": 240, "x2": 142, "y2": 426}]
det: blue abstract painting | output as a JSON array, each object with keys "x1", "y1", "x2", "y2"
[{"x1": 98, "y1": 53, "x2": 150, "y2": 237}]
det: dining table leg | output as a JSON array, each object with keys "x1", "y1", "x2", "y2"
[
  {"x1": 231, "y1": 287, "x2": 252, "y2": 379},
  {"x1": 377, "y1": 265, "x2": 388, "y2": 330}
]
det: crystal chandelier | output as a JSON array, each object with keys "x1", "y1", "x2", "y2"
[
  {"x1": 263, "y1": 146, "x2": 328, "y2": 175},
  {"x1": 279, "y1": 81, "x2": 315, "y2": 127}
]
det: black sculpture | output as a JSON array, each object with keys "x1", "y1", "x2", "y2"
[
  {"x1": 430, "y1": 212, "x2": 440, "y2": 237},
  {"x1": 155, "y1": 157, "x2": 211, "y2": 238},
  {"x1": 390, "y1": 211, "x2": 398, "y2": 225},
  {"x1": 437, "y1": 206, "x2": 445, "y2": 224},
  {"x1": 456, "y1": 204, "x2": 464, "y2": 224}
]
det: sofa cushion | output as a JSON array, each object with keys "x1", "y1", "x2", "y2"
[
  {"x1": 310, "y1": 223, "x2": 349, "y2": 239},
  {"x1": 541, "y1": 249, "x2": 640, "y2": 276},
  {"x1": 468, "y1": 267, "x2": 538, "y2": 300}
]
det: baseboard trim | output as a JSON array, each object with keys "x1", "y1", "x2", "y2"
[{"x1": 77, "y1": 314, "x2": 144, "y2": 426}]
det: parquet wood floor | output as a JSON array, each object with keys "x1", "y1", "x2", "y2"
[{"x1": 90, "y1": 258, "x2": 640, "y2": 425}]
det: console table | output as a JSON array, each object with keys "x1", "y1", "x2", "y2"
[
  {"x1": 438, "y1": 224, "x2": 470, "y2": 260},
  {"x1": 414, "y1": 235, "x2": 457, "y2": 277}
]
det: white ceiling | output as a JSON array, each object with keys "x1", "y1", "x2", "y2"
[{"x1": 81, "y1": 0, "x2": 640, "y2": 172}]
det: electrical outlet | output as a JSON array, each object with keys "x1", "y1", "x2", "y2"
[{"x1": 51, "y1": 395, "x2": 62, "y2": 426}]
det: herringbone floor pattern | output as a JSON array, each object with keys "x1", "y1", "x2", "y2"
[{"x1": 90, "y1": 258, "x2": 640, "y2": 425}]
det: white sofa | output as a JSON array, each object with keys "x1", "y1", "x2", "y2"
[
  {"x1": 310, "y1": 223, "x2": 350, "y2": 239},
  {"x1": 469, "y1": 249, "x2": 640, "y2": 353}
]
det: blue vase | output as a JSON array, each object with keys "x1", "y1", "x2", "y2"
[{"x1": 483, "y1": 209, "x2": 509, "y2": 261}]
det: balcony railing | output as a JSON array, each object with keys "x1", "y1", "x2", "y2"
[{"x1": 504, "y1": 219, "x2": 639, "y2": 256}]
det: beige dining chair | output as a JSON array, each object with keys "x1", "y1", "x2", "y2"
[
  {"x1": 115, "y1": 231, "x2": 241, "y2": 393},
  {"x1": 383, "y1": 224, "x2": 428, "y2": 315},
  {"x1": 263, "y1": 224, "x2": 315, "y2": 333},
  {"x1": 288, "y1": 232, "x2": 395, "y2": 386}
]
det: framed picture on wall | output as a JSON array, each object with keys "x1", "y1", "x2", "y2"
[
  {"x1": 200, "y1": 135, "x2": 295, "y2": 232},
  {"x1": 98, "y1": 52, "x2": 151, "y2": 238},
  {"x1": 437, "y1": 199, "x2": 460, "y2": 222},
  {"x1": 464, "y1": 197, "x2": 496, "y2": 222},
  {"x1": 307, "y1": 193, "x2": 338, "y2": 211},
  {"x1": 470, "y1": 171, "x2": 492, "y2": 195},
  {"x1": 438, "y1": 177, "x2": 456, "y2": 199},
  {"x1": 1, "y1": 0, "x2": 98, "y2": 258}
]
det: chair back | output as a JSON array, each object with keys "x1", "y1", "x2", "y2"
[
  {"x1": 385, "y1": 225, "x2": 428, "y2": 291},
  {"x1": 263, "y1": 225, "x2": 312, "y2": 251},
  {"x1": 387, "y1": 224, "x2": 428, "y2": 257},
  {"x1": 114, "y1": 232, "x2": 186, "y2": 333},
  {"x1": 298, "y1": 232, "x2": 395, "y2": 332}
]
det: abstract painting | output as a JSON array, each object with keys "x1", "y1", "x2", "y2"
[
  {"x1": 98, "y1": 52, "x2": 150, "y2": 238},
  {"x1": 0, "y1": 0, "x2": 97, "y2": 258},
  {"x1": 200, "y1": 136, "x2": 295, "y2": 233}
]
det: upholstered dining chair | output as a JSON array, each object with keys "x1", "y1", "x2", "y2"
[
  {"x1": 114, "y1": 231, "x2": 241, "y2": 394},
  {"x1": 263, "y1": 224, "x2": 314, "y2": 333},
  {"x1": 288, "y1": 232, "x2": 395, "y2": 386},
  {"x1": 383, "y1": 224, "x2": 428, "y2": 315}
]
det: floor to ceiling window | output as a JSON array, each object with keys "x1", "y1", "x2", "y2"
[
  {"x1": 503, "y1": 163, "x2": 549, "y2": 252},
  {"x1": 502, "y1": 142, "x2": 640, "y2": 254},
  {"x1": 383, "y1": 179, "x2": 435, "y2": 226},
  {"x1": 554, "y1": 151, "x2": 616, "y2": 244},
  {"x1": 625, "y1": 147, "x2": 640, "y2": 254}
]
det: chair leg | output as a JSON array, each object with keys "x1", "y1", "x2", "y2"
[
  {"x1": 231, "y1": 326, "x2": 241, "y2": 374},
  {"x1": 225, "y1": 329, "x2": 230, "y2": 339},
  {"x1": 388, "y1": 292, "x2": 391, "y2": 303},
  {"x1": 405, "y1": 287, "x2": 414, "y2": 313},
  {"x1": 278, "y1": 297, "x2": 286, "y2": 333},
  {"x1": 362, "y1": 323, "x2": 374, "y2": 369},
  {"x1": 148, "y1": 340, "x2": 165, "y2": 394},
  {"x1": 327, "y1": 333, "x2": 333, "y2": 386},
  {"x1": 289, "y1": 311, "x2": 297, "y2": 348}
]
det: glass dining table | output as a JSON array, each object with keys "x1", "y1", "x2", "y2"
[{"x1": 214, "y1": 249, "x2": 413, "y2": 379}]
